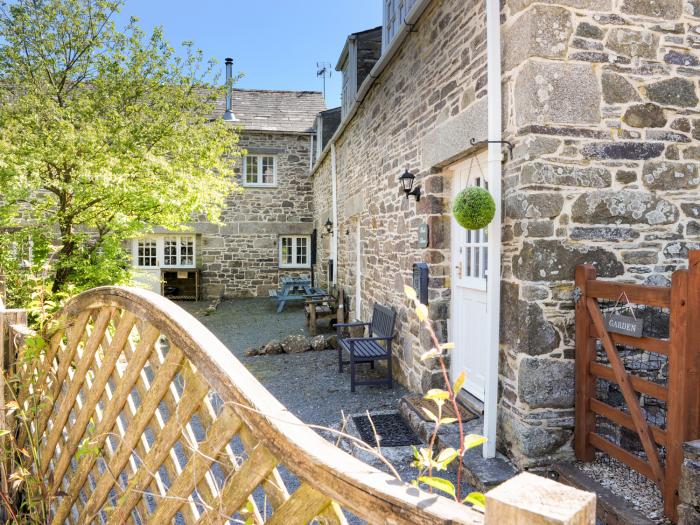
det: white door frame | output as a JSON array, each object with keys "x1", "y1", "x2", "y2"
[{"x1": 448, "y1": 150, "x2": 499, "y2": 459}]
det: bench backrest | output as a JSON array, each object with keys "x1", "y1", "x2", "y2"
[{"x1": 370, "y1": 304, "x2": 396, "y2": 339}]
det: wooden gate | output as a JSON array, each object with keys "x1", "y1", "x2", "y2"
[{"x1": 575, "y1": 251, "x2": 700, "y2": 520}]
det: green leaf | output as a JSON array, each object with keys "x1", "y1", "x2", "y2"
[
  {"x1": 439, "y1": 417, "x2": 458, "y2": 425},
  {"x1": 463, "y1": 434, "x2": 487, "y2": 452},
  {"x1": 421, "y1": 407, "x2": 439, "y2": 423},
  {"x1": 420, "y1": 348, "x2": 440, "y2": 361},
  {"x1": 424, "y1": 388, "x2": 449, "y2": 401},
  {"x1": 463, "y1": 492, "x2": 486, "y2": 510},
  {"x1": 453, "y1": 371, "x2": 465, "y2": 392},
  {"x1": 415, "y1": 303, "x2": 429, "y2": 322},
  {"x1": 418, "y1": 476, "x2": 456, "y2": 498},
  {"x1": 435, "y1": 447, "x2": 459, "y2": 468},
  {"x1": 403, "y1": 286, "x2": 417, "y2": 301}
]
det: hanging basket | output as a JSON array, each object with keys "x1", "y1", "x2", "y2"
[{"x1": 452, "y1": 186, "x2": 496, "y2": 230}]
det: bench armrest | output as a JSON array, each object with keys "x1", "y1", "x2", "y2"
[
  {"x1": 335, "y1": 322, "x2": 370, "y2": 328},
  {"x1": 345, "y1": 336, "x2": 392, "y2": 343}
]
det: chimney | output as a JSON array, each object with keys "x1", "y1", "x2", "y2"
[{"x1": 223, "y1": 57, "x2": 237, "y2": 121}]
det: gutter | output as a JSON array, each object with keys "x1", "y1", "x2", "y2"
[
  {"x1": 310, "y1": 0, "x2": 433, "y2": 176},
  {"x1": 483, "y1": 0, "x2": 503, "y2": 460}
]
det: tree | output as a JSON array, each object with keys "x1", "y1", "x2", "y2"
[{"x1": 0, "y1": 0, "x2": 241, "y2": 298}]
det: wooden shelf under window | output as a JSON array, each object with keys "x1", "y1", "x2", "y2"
[{"x1": 161, "y1": 269, "x2": 200, "y2": 301}]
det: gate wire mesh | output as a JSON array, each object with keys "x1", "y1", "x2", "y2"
[{"x1": 593, "y1": 300, "x2": 670, "y2": 483}]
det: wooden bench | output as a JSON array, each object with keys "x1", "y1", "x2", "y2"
[
  {"x1": 305, "y1": 287, "x2": 346, "y2": 336},
  {"x1": 336, "y1": 304, "x2": 396, "y2": 392}
]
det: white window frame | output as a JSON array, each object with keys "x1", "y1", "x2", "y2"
[
  {"x1": 383, "y1": 0, "x2": 417, "y2": 50},
  {"x1": 278, "y1": 235, "x2": 311, "y2": 269},
  {"x1": 242, "y1": 154, "x2": 277, "y2": 187},
  {"x1": 134, "y1": 237, "x2": 158, "y2": 268},
  {"x1": 459, "y1": 176, "x2": 489, "y2": 290},
  {"x1": 161, "y1": 235, "x2": 195, "y2": 268},
  {"x1": 133, "y1": 235, "x2": 196, "y2": 269}
]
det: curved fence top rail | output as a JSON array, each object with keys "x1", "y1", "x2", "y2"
[{"x1": 41, "y1": 286, "x2": 482, "y2": 524}]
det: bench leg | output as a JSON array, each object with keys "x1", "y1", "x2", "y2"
[
  {"x1": 277, "y1": 300, "x2": 285, "y2": 313},
  {"x1": 338, "y1": 347, "x2": 343, "y2": 373},
  {"x1": 387, "y1": 355, "x2": 393, "y2": 389},
  {"x1": 350, "y1": 353, "x2": 356, "y2": 393},
  {"x1": 309, "y1": 306, "x2": 316, "y2": 336}
]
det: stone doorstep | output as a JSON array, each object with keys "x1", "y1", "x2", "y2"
[
  {"x1": 548, "y1": 462, "x2": 656, "y2": 525},
  {"x1": 397, "y1": 396, "x2": 517, "y2": 492}
]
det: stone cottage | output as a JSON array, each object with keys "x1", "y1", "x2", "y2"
[
  {"x1": 310, "y1": 0, "x2": 700, "y2": 469},
  {"x1": 131, "y1": 86, "x2": 325, "y2": 299}
]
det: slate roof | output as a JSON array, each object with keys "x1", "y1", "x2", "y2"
[{"x1": 214, "y1": 89, "x2": 326, "y2": 133}]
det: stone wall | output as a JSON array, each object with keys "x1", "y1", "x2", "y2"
[
  {"x1": 199, "y1": 131, "x2": 314, "y2": 298},
  {"x1": 311, "y1": 0, "x2": 487, "y2": 392},
  {"x1": 499, "y1": 0, "x2": 700, "y2": 466},
  {"x1": 679, "y1": 440, "x2": 700, "y2": 524}
]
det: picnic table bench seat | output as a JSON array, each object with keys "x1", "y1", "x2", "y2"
[
  {"x1": 305, "y1": 287, "x2": 346, "y2": 335},
  {"x1": 336, "y1": 304, "x2": 396, "y2": 392}
]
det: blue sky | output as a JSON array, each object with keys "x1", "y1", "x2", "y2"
[{"x1": 118, "y1": 1, "x2": 382, "y2": 109}]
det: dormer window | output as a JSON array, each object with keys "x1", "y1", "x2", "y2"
[
  {"x1": 383, "y1": 0, "x2": 416, "y2": 49},
  {"x1": 336, "y1": 27, "x2": 382, "y2": 120}
]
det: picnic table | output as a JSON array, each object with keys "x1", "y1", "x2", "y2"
[{"x1": 269, "y1": 277, "x2": 325, "y2": 313}]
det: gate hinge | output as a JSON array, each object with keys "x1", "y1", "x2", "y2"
[{"x1": 572, "y1": 287, "x2": 582, "y2": 304}]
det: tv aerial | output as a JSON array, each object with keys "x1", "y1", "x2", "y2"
[{"x1": 316, "y1": 62, "x2": 332, "y2": 98}]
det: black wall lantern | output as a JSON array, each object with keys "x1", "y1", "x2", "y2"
[
  {"x1": 399, "y1": 168, "x2": 421, "y2": 201},
  {"x1": 324, "y1": 218, "x2": 334, "y2": 235}
]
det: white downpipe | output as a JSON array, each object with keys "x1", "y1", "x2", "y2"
[
  {"x1": 484, "y1": 0, "x2": 502, "y2": 459},
  {"x1": 331, "y1": 143, "x2": 339, "y2": 284},
  {"x1": 309, "y1": 134, "x2": 314, "y2": 171}
]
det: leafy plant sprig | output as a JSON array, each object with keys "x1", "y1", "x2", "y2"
[{"x1": 404, "y1": 285, "x2": 486, "y2": 511}]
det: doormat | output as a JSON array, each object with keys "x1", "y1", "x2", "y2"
[
  {"x1": 352, "y1": 412, "x2": 422, "y2": 447},
  {"x1": 404, "y1": 395, "x2": 478, "y2": 424}
]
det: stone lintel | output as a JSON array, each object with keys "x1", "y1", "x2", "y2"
[
  {"x1": 237, "y1": 222, "x2": 313, "y2": 235},
  {"x1": 421, "y1": 97, "x2": 488, "y2": 171}
]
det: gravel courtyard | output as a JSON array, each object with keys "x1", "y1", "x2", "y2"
[
  {"x1": 180, "y1": 297, "x2": 409, "y2": 428},
  {"x1": 179, "y1": 297, "x2": 477, "y2": 511}
]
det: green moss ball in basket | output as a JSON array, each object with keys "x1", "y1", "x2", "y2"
[{"x1": 452, "y1": 186, "x2": 496, "y2": 230}]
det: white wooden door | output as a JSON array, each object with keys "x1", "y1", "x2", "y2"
[{"x1": 450, "y1": 151, "x2": 490, "y2": 401}]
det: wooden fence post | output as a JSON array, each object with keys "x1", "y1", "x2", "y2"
[
  {"x1": 485, "y1": 472, "x2": 596, "y2": 524},
  {"x1": 575, "y1": 264, "x2": 597, "y2": 461},
  {"x1": 666, "y1": 250, "x2": 700, "y2": 519}
]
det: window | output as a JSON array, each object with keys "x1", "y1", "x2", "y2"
[
  {"x1": 279, "y1": 236, "x2": 310, "y2": 269},
  {"x1": 134, "y1": 235, "x2": 196, "y2": 268},
  {"x1": 162, "y1": 235, "x2": 195, "y2": 267},
  {"x1": 137, "y1": 239, "x2": 157, "y2": 267},
  {"x1": 383, "y1": 0, "x2": 416, "y2": 49},
  {"x1": 243, "y1": 155, "x2": 276, "y2": 187}
]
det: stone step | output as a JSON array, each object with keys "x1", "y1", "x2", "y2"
[{"x1": 398, "y1": 396, "x2": 517, "y2": 492}]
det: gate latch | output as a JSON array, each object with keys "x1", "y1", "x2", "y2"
[{"x1": 572, "y1": 287, "x2": 582, "y2": 304}]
